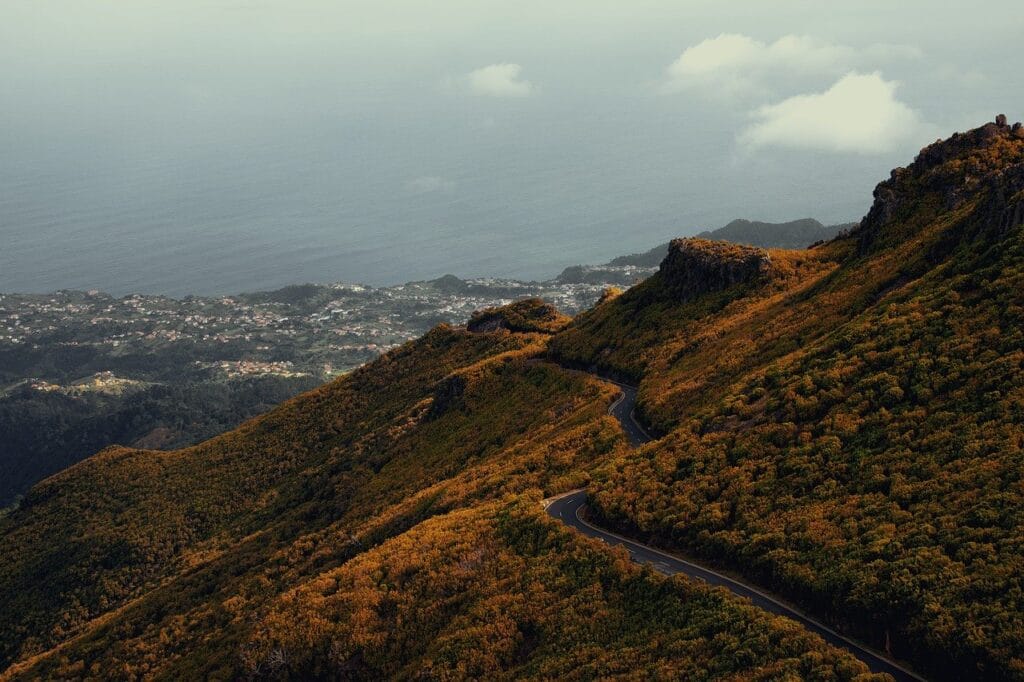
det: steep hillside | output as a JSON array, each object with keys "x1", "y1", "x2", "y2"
[
  {"x1": 3, "y1": 118, "x2": 1024, "y2": 681},
  {"x1": 0, "y1": 300, "x2": 873, "y2": 680},
  {"x1": 552, "y1": 117, "x2": 1024, "y2": 680},
  {"x1": 0, "y1": 319, "x2": 607, "y2": 671},
  {"x1": 239, "y1": 499, "x2": 869, "y2": 680},
  {"x1": 549, "y1": 237, "x2": 839, "y2": 393}
]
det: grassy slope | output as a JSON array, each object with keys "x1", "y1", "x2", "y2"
[{"x1": 242, "y1": 499, "x2": 871, "y2": 681}]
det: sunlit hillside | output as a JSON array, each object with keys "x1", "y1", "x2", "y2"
[{"x1": 2, "y1": 118, "x2": 1024, "y2": 681}]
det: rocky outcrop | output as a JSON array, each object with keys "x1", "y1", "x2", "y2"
[
  {"x1": 466, "y1": 315, "x2": 508, "y2": 333},
  {"x1": 855, "y1": 115, "x2": 1024, "y2": 255},
  {"x1": 974, "y1": 161, "x2": 1024, "y2": 237},
  {"x1": 658, "y1": 238, "x2": 772, "y2": 301}
]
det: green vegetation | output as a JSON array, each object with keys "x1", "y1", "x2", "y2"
[
  {"x1": 2, "y1": 119, "x2": 1024, "y2": 680},
  {"x1": 241, "y1": 499, "x2": 873, "y2": 681},
  {"x1": 467, "y1": 298, "x2": 571, "y2": 334},
  {"x1": 549, "y1": 242, "x2": 837, "y2": 390},
  {"x1": 0, "y1": 325, "x2": 631, "y2": 678},
  {"x1": 0, "y1": 376, "x2": 318, "y2": 508},
  {"x1": 0, "y1": 315, "x2": 876, "y2": 681},
  {"x1": 568, "y1": 121, "x2": 1024, "y2": 680}
]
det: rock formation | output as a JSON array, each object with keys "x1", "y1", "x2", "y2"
[
  {"x1": 854, "y1": 115, "x2": 1024, "y2": 255},
  {"x1": 658, "y1": 238, "x2": 772, "y2": 301}
]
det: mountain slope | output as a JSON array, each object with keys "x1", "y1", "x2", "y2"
[
  {"x1": 552, "y1": 117, "x2": 1024, "y2": 680},
  {"x1": 3, "y1": 117, "x2": 1024, "y2": 680},
  {"x1": 0, "y1": 325, "x2": 604, "y2": 671},
  {"x1": 0, "y1": 311, "x2": 876, "y2": 681},
  {"x1": 696, "y1": 218, "x2": 854, "y2": 250}
]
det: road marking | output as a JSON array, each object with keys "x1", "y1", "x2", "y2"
[
  {"x1": 627, "y1": 407, "x2": 653, "y2": 441},
  {"x1": 608, "y1": 390, "x2": 626, "y2": 414}
]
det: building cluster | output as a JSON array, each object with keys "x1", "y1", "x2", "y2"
[{"x1": 0, "y1": 273, "x2": 632, "y2": 393}]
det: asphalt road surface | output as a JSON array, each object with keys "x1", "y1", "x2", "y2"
[
  {"x1": 603, "y1": 378, "x2": 651, "y2": 447},
  {"x1": 544, "y1": 375, "x2": 926, "y2": 682}
]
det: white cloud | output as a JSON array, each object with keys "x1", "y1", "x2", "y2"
[
  {"x1": 668, "y1": 34, "x2": 850, "y2": 79},
  {"x1": 407, "y1": 175, "x2": 456, "y2": 193},
  {"x1": 737, "y1": 72, "x2": 923, "y2": 154},
  {"x1": 467, "y1": 63, "x2": 533, "y2": 98},
  {"x1": 663, "y1": 33, "x2": 920, "y2": 97}
]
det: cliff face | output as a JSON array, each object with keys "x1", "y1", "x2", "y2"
[
  {"x1": 856, "y1": 115, "x2": 1024, "y2": 255},
  {"x1": 977, "y1": 154, "x2": 1024, "y2": 236},
  {"x1": 659, "y1": 238, "x2": 772, "y2": 301}
]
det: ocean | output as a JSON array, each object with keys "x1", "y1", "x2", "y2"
[
  {"x1": 1, "y1": 110, "x2": 879, "y2": 297},
  {"x1": 0, "y1": 1, "x2": 995, "y2": 296},
  {"x1": 0, "y1": 4, "x2": 896, "y2": 297}
]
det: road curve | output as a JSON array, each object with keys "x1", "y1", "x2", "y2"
[
  {"x1": 545, "y1": 375, "x2": 926, "y2": 682},
  {"x1": 602, "y1": 378, "x2": 652, "y2": 447}
]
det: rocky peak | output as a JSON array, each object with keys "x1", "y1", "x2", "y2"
[
  {"x1": 855, "y1": 115, "x2": 1024, "y2": 254},
  {"x1": 658, "y1": 238, "x2": 772, "y2": 301}
]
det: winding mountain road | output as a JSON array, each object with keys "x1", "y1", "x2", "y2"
[
  {"x1": 602, "y1": 377, "x2": 652, "y2": 447},
  {"x1": 544, "y1": 373, "x2": 925, "y2": 682}
]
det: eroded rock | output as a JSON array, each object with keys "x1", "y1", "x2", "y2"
[
  {"x1": 658, "y1": 238, "x2": 772, "y2": 301},
  {"x1": 854, "y1": 116, "x2": 1024, "y2": 255}
]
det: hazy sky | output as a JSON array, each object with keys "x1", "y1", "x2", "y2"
[{"x1": 2, "y1": 1, "x2": 1022, "y2": 293}]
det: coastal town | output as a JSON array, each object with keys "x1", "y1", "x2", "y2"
[
  {"x1": 0, "y1": 267, "x2": 654, "y2": 391},
  {"x1": 0, "y1": 263, "x2": 657, "y2": 507}
]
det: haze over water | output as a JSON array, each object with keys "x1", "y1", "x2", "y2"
[{"x1": 2, "y1": 1, "x2": 1020, "y2": 296}]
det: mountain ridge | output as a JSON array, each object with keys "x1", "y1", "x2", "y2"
[
  {"x1": 0, "y1": 215, "x2": 860, "y2": 509},
  {"x1": 592, "y1": 217, "x2": 854, "y2": 273}
]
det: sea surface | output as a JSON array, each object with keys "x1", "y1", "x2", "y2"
[
  {"x1": 0, "y1": 119, "x2": 873, "y2": 298},
  {"x1": 0, "y1": 3, "x2": 889, "y2": 297},
  {"x1": 0, "y1": 1, "x2": 1006, "y2": 298}
]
